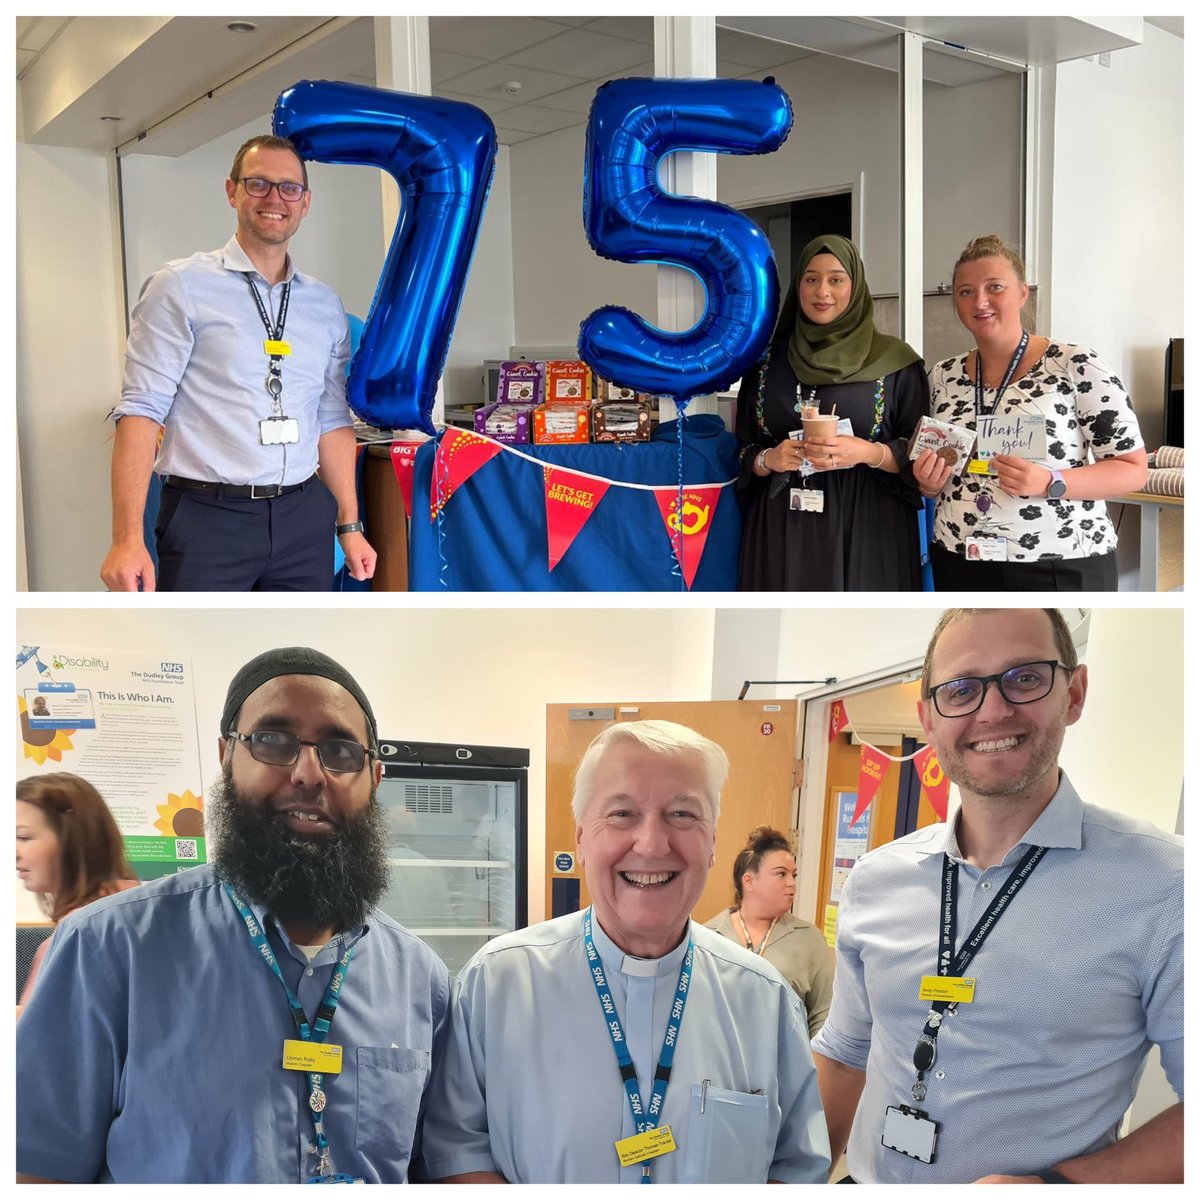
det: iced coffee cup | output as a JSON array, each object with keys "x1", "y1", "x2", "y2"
[{"x1": 802, "y1": 412, "x2": 839, "y2": 442}]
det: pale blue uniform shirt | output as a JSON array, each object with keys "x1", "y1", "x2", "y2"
[
  {"x1": 811, "y1": 773, "x2": 1183, "y2": 1183},
  {"x1": 16, "y1": 864, "x2": 450, "y2": 1183},
  {"x1": 113, "y1": 236, "x2": 353, "y2": 486},
  {"x1": 421, "y1": 911, "x2": 830, "y2": 1183}
]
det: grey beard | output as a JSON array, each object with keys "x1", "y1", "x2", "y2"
[{"x1": 209, "y1": 767, "x2": 390, "y2": 934}]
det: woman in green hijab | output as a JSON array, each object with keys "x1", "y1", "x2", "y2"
[{"x1": 736, "y1": 235, "x2": 929, "y2": 590}]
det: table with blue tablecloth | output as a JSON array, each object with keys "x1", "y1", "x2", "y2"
[{"x1": 408, "y1": 415, "x2": 742, "y2": 590}]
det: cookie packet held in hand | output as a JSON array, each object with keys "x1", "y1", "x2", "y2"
[{"x1": 907, "y1": 415, "x2": 976, "y2": 476}]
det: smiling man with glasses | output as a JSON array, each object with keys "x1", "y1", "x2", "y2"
[
  {"x1": 812, "y1": 608, "x2": 1182, "y2": 1185},
  {"x1": 101, "y1": 134, "x2": 376, "y2": 592},
  {"x1": 17, "y1": 647, "x2": 448, "y2": 1183}
]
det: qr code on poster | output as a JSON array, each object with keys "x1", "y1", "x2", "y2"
[{"x1": 175, "y1": 839, "x2": 198, "y2": 861}]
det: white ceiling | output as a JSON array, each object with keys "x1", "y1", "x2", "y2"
[{"x1": 16, "y1": 15, "x2": 1172, "y2": 158}]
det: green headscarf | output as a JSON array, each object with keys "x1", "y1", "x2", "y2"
[{"x1": 784, "y1": 234, "x2": 920, "y2": 386}]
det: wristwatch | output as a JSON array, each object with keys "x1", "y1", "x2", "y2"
[
  {"x1": 1046, "y1": 469, "x2": 1067, "y2": 500},
  {"x1": 335, "y1": 521, "x2": 364, "y2": 535}
]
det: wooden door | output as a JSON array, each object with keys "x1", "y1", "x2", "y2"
[{"x1": 545, "y1": 700, "x2": 798, "y2": 927}]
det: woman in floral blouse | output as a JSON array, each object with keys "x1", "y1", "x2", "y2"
[{"x1": 914, "y1": 235, "x2": 1146, "y2": 590}]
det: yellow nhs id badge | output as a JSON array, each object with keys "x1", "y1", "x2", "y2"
[
  {"x1": 919, "y1": 975, "x2": 976, "y2": 1004},
  {"x1": 614, "y1": 1126, "x2": 677, "y2": 1167},
  {"x1": 282, "y1": 1039, "x2": 344, "y2": 1074},
  {"x1": 264, "y1": 339, "x2": 292, "y2": 357}
]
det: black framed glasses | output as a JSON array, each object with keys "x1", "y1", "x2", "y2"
[
  {"x1": 239, "y1": 176, "x2": 307, "y2": 202},
  {"x1": 229, "y1": 729, "x2": 374, "y2": 773},
  {"x1": 928, "y1": 660, "x2": 1070, "y2": 718}
]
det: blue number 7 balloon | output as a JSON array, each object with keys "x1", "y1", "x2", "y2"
[
  {"x1": 579, "y1": 77, "x2": 793, "y2": 404},
  {"x1": 274, "y1": 80, "x2": 497, "y2": 435}
]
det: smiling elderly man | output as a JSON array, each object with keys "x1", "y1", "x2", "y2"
[
  {"x1": 812, "y1": 608, "x2": 1183, "y2": 1184},
  {"x1": 421, "y1": 719, "x2": 830, "y2": 1184},
  {"x1": 16, "y1": 647, "x2": 448, "y2": 1183}
]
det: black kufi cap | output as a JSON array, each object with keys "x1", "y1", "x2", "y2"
[{"x1": 221, "y1": 646, "x2": 377, "y2": 746}]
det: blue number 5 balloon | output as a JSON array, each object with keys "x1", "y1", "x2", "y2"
[
  {"x1": 579, "y1": 77, "x2": 793, "y2": 404},
  {"x1": 275, "y1": 80, "x2": 496, "y2": 434}
]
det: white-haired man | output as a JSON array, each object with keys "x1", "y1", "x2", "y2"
[{"x1": 421, "y1": 719, "x2": 830, "y2": 1183}]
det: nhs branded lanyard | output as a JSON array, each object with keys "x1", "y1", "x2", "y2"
[
  {"x1": 244, "y1": 274, "x2": 292, "y2": 413},
  {"x1": 973, "y1": 329, "x2": 1028, "y2": 419},
  {"x1": 910, "y1": 845, "x2": 1047, "y2": 1102},
  {"x1": 224, "y1": 883, "x2": 352, "y2": 1179},
  {"x1": 584, "y1": 908, "x2": 693, "y2": 1183}
]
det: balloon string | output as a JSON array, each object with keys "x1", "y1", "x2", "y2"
[
  {"x1": 433, "y1": 430, "x2": 449, "y2": 590},
  {"x1": 674, "y1": 406, "x2": 686, "y2": 590}
]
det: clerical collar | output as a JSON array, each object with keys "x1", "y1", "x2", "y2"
[{"x1": 586, "y1": 911, "x2": 692, "y2": 979}]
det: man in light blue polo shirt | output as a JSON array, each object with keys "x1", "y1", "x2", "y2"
[
  {"x1": 16, "y1": 646, "x2": 447, "y2": 1183},
  {"x1": 100, "y1": 134, "x2": 376, "y2": 592},
  {"x1": 812, "y1": 608, "x2": 1183, "y2": 1183}
]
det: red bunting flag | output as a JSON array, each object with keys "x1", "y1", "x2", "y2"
[
  {"x1": 828, "y1": 700, "x2": 849, "y2": 742},
  {"x1": 543, "y1": 467, "x2": 611, "y2": 571},
  {"x1": 653, "y1": 486, "x2": 723, "y2": 589},
  {"x1": 851, "y1": 746, "x2": 891, "y2": 827},
  {"x1": 913, "y1": 744, "x2": 951, "y2": 821},
  {"x1": 430, "y1": 429, "x2": 502, "y2": 519},
  {"x1": 389, "y1": 440, "x2": 424, "y2": 518}
]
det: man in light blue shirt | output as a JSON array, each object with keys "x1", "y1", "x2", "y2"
[
  {"x1": 101, "y1": 134, "x2": 376, "y2": 592},
  {"x1": 812, "y1": 608, "x2": 1183, "y2": 1183},
  {"x1": 421, "y1": 720, "x2": 830, "y2": 1183},
  {"x1": 16, "y1": 646, "x2": 447, "y2": 1183}
]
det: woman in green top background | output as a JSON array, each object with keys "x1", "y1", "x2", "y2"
[{"x1": 736, "y1": 234, "x2": 929, "y2": 590}]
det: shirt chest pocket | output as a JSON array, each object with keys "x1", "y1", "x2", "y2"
[
  {"x1": 354, "y1": 1046, "x2": 431, "y2": 1159},
  {"x1": 681, "y1": 1083, "x2": 771, "y2": 1184}
]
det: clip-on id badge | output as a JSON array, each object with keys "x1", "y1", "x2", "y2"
[
  {"x1": 882, "y1": 1104, "x2": 938, "y2": 1164},
  {"x1": 260, "y1": 372, "x2": 300, "y2": 445}
]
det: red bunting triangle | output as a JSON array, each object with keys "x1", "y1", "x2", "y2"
[
  {"x1": 389, "y1": 440, "x2": 424, "y2": 518},
  {"x1": 852, "y1": 746, "x2": 891, "y2": 826},
  {"x1": 912, "y1": 744, "x2": 951, "y2": 821},
  {"x1": 828, "y1": 700, "x2": 849, "y2": 742},
  {"x1": 430, "y1": 429, "x2": 503, "y2": 519},
  {"x1": 653, "y1": 485, "x2": 723, "y2": 589},
  {"x1": 543, "y1": 467, "x2": 611, "y2": 571}
]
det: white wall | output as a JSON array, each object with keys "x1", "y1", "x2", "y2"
[
  {"x1": 14, "y1": 606, "x2": 717, "y2": 924},
  {"x1": 1050, "y1": 24, "x2": 1183, "y2": 447},
  {"x1": 16, "y1": 142, "x2": 125, "y2": 595}
]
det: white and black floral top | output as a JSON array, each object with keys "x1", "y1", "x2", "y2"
[{"x1": 928, "y1": 342, "x2": 1144, "y2": 561}]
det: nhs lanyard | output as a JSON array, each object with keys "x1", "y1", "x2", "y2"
[
  {"x1": 584, "y1": 908, "x2": 692, "y2": 1181},
  {"x1": 224, "y1": 883, "x2": 352, "y2": 1177},
  {"x1": 974, "y1": 329, "x2": 1028, "y2": 418},
  {"x1": 911, "y1": 846, "x2": 1047, "y2": 1099},
  {"x1": 244, "y1": 274, "x2": 291, "y2": 408}
]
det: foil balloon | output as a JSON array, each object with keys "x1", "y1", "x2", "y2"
[
  {"x1": 579, "y1": 77, "x2": 793, "y2": 404},
  {"x1": 275, "y1": 80, "x2": 497, "y2": 435}
]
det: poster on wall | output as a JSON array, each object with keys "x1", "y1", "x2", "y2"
[
  {"x1": 823, "y1": 788, "x2": 872, "y2": 947},
  {"x1": 16, "y1": 645, "x2": 205, "y2": 879}
]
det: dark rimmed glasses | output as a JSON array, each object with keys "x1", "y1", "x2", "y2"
[
  {"x1": 239, "y1": 176, "x2": 307, "y2": 202},
  {"x1": 928, "y1": 660, "x2": 1070, "y2": 718},
  {"x1": 229, "y1": 729, "x2": 374, "y2": 773}
]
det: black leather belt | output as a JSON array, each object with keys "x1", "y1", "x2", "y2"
[{"x1": 161, "y1": 474, "x2": 315, "y2": 500}]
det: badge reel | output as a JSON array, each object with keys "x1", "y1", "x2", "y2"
[
  {"x1": 881, "y1": 1030, "x2": 939, "y2": 1164},
  {"x1": 261, "y1": 371, "x2": 299, "y2": 446}
]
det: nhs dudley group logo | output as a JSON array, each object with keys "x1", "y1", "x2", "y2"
[{"x1": 161, "y1": 662, "x2": 185, "y2": 674}]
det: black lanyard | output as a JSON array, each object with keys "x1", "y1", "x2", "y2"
[
  {"x1": 910, "y1": 845, "x2": 1047, "y2": 1100},
  {"x1": 973, "y1": 329, "x2": 1028, "y2": 419},
  {"x1": 245, "y1": 274, "x2": 292, "y2": 399}
]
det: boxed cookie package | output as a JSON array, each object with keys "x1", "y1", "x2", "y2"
[{"x1": 907, "y1": 416, "x2": 975, "y2": 476}]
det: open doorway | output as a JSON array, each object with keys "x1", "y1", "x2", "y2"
[{"x1": 743, "y1": 191, "x2": 853, "y2": 290}]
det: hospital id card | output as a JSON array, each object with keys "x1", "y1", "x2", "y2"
[
  {"x1": 919, "y1": 975, "x2": 976, "y2": 1004},
  {"x1": 614, "y1": 1125, "x2": 677, "y2": 1167},
  {"x1": 283, "y1": 1039, "x2": 343, "y2": 1074}
]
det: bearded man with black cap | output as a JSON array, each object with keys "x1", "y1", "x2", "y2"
[{"x1": 16, "y1": 647, "x2": 448, "y2": 1184}]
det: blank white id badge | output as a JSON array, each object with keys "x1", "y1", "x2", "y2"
[
  {"x1": 790, "y1": 488, "x2": 824, "y2": 513},
  {"x1": 881, "y1": 1104, "x2": 938, "y2": 1164},
  {"x1": 260, "y1": 416, "x2": 300, "y2": 445}
]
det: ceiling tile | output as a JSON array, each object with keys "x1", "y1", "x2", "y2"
[
  {"x1": 431, "y1": 49, "x2": 488, "y2": 85},
  {"x1": 494, "y1": 125, "x2": 538, "y2": 145},
  {"x1": 438, "y1": 90, "x2": 515, "y2": 118},
  {"x1": 717, "y1": 28, "x2": 808, "y2": 68},
  {"x1": 429, "y1": 15, "x2": 572, "y2": 60},
  {"x1": 436, "y1": 59, "x2": 582, "y2": 105},
  {"x1": 535, "y1": 61, "x2": 654, "y2": 114},
  {"x1": 578, "y1": 17, "x2": 654, "y2": 46},
  {"x1": 488, "y1": 103, "x2": 583, "y2": 135},
  {"x1": 502, "y1": 27, "x2": 651, "y2": 79}
]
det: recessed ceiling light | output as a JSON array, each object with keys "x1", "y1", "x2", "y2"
[
  {"x1": 227, "y1": 21, "x2": 257, "y2": 34},
  {"x1": 99, "y1": 115, "x2": 123, "y2": 122}
]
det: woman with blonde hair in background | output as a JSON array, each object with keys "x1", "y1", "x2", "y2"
[
  {"x1": 706, "y1": 825, "x2": 833, "y2": 1038},
  {"x1": 16, "y1": 773, "x2": 139, "y2": 1005}
]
